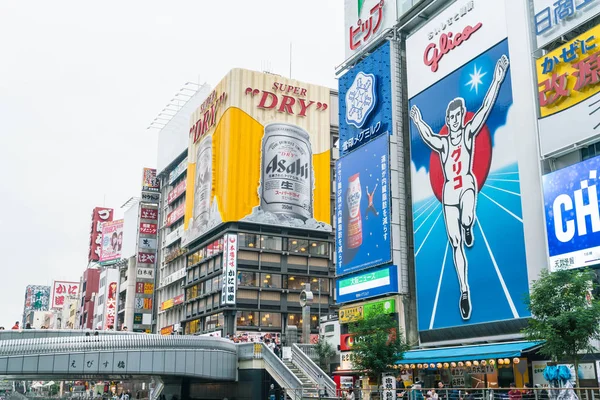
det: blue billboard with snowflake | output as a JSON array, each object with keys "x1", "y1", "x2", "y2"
[
  {"x1": 338, "y1": 41, "x2": 392, "y2": 156},
  {"x1": 408, "y1": 38, "x2": 531, "y2": 331}
]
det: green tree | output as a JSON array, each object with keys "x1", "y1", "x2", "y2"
[
  {"x1": 523, "y1": 267, "x2": 600, "y2": 387},
  {"x1": 315, "y1": 337, "x2": 336, "y2": 372},
  {"x1": 349, "y1": 313, "x2": 409, "y2": 386}
]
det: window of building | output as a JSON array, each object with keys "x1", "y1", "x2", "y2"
[
  {"x1": 200, "y1": 263, "x2": 207, "y2": 276},
  {"x1": 236, "y1": 311, "x2": 259, "y2": 327},
  {"x1": 309, "y1": 240, "x2": 328, "y2": 256},
  {"x1": 582, "y1": 142, "x2": 600, "y2": 161},
  {"x1": 239, "y1": 232, "x2": 259, "y2": 248},
  {"x1": 260, "y1": 312, "x2": 282, "y2": 328},
  {"x1": 287, "y1": 313, "x2": 301, "y2": 327},
  {"x1": 207, "y1": 259, "x2": 214, "y2": 274},
  {"x1": 260, "y1": 235, "x2": 282, "y2": 251},
  {"x1": 212, "y1": 276, "x2": 220, "y2": 293},
  {"x1": 187, "y1": 269, "x2": 193, "y2": 283},
  {"x1": 193, "y1": 266, "x2": 199, "y2": 281},
  {"x1": 288, "y1": 238, "x2": 309, "y2": 253},
  {"x1": 285, "y1": 275, "x2": 309, "y2": 290},
  {"x1": 205, "y1": 279, "x2": 213, "y2": 294},
  {"x1": 191, "y1": 301, "x2": 197, "y2": 315},
  {"x1": 261, "y1": 273, "x2": 282, "y2": 289},
  {"x1": 238, "y1": 271, "x2": 259, "y2": 287},
  {"x1": 191, "y1": 285, "x2": 198, "y2": 299},
  {"x1": 198, "y1": 298, "x2": 206, "y2": 314},
  {"x1": 310, "y1": 277, "x2": 329, "y2": 293}
]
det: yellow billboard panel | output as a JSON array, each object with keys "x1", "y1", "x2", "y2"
[{"x1": 182, "y1": 69, "x2": 332, "y2": 245}]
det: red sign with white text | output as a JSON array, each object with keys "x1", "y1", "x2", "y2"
[
  {"x1": 139, "y1": 222, "x2": 157, "y2": 235},
  {"x1": 138, "y1": 252, "x2": 156, "y2": 265},
  {"x1": 105, "y1": 281, "x2": 117, "y2": 329},
  {"x1": 141, "y1": 207, "x2": 158, "y2": 221},
  {"x1": 51, "y1": 281, "x2": 80, "y2": 309},
  {"x1": 166, "y1": 203, "x2": 185, "y2": 227},
  {"x1": 173, "y1": 294, "x2": 185, "y2": 305},
  {"x1": 167, "y1": 180, "x2": 186, "y2": 205},
  {"x1": 88, "y1": 207, "x2": 113, "y2": 262}
]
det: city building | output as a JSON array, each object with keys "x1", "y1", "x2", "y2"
[
  {"x1": 21, "y1": 285, "x2": 50, "y2": 326},
  {"x1": 178, "y1": 69, "x2": 338, "y2": 341},
  {"x1": 93, "y1": 268, "x2": 119, "y2": 330},
  {"x1": 77, "y1": 269, "x2": 99, "y2": 329}
]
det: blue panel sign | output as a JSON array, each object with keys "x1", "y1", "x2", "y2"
[
  {"x1": 336, "y1": 265, "x2": 398, "y2": 304},
  {"x1": 543, "y1": 155, "x2": 600, "y2": 270},
  {"x1": 338, "y1": 41, "x2": 393, "y2": 156},
  {"x1": 408, "y1": 39, "x2": 530, "y2": 331},
  {"x1": 336, "y1": 134, "x2": 392, "y2": 276}
]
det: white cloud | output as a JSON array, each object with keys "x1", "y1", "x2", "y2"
[
  {"x1": 490, "y1": 105, "x2": 518, "y2": 172},
  {"x1": 410, "y1": 161, "x2": 435, "y2": 203}
]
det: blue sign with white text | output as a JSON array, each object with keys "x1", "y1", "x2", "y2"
[
  {"x1": 336, "y1": 134, "x2": 392, "y2": 276},
  {"x1": 338, "y1": 41, "x2": 392, "y2": 156},
  {"x1": 336, "y1": 264, "x2": 398, "y2": 304},
  {"x1": 543, "y1": 155, "x2": 600, "y2": 270}
]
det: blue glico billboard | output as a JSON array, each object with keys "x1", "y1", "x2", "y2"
[
  {"x1": 338, "y1": 41, "x2": 393, "y2": 156},
  {"x1": 335, "y1": 134, "x2": 392, "y2": 277},
  {"x1": 543, "y1": 155, "x2": 600, "y2": 271}
]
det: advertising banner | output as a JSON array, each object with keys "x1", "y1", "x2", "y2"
[
  {"x1": 142, "y1": 167, "x2": 160, "y2": 192},
  {"x1": 160, "y1": 325, "x2": 175, "y2": 335},
  {"x1": 174, "y1": 294, "x2": 184, "y2": 305},
  {"x1": 542, "y1": 155, "x2": 600, "y2": 270},
  {"x1": 336, "y1": 264, "x2": 398, "y2": 304},
  {"x1": 139, "y1": 222, "x2": 157, "y2": 235},
  {"x1": 339, "y1": 296, "x2": 396, "y2": 324},
  {"x1": 138, "y1": 252, "x2": 156, "y2": 265},
  {"x1": 336, "y1": 135, "x2": 392, "y2": 276},
  {"x1": 88, "y1": 207, "x2": 113, "y2": 262},
  {"x1": 339, "y1": 41, "x2": 392, "y2": 155},
  {"x1": 23, "y1": 285, "x2": 50, "y2": 313},
  {"x1": 165, "y1": 225, "x2": 184, "y2": 247},
  {"x1": 100, "y1": 220, "x2": 123, "y2": 262},
  {"x1": 532, "y1": 0, "x2": 600, "y2": 49},
  {"x1": 341, "y1": 352, "x2": 354, "y2": 370},
  {"x1": 406, "y1": 0, "x2": 530, "y2": 330},
  {"x1": 139, "y1": 237, "x2": 157, "y2": 250},
  {"x1": 141, "y1": 192, "x2": 160, "y2": 204},
  {"x1": 536, "y1": 28, "x2": 600, "y2": 157},
  {"x1": 136, "y1": 267, "x2": 154, "y2": 279},
  {"x1": 168, "y1": 179, "x2": 186, "y2": 205},
  {"x1": 169, "y1": 157, "x2": 188, "y2": 185},
  {"x1": 166, "y1": 203, "x2": 185, "y2": 227},
  {"x1": 183, "y1": 69, "x2": 331, "y2": 246},
  {"x1": 141, "y1": 207, "x2": 158, "y2": 221},
  {"x1": 161, "y1": 298, "x2": 174, "y2": 311},
  {"x1": 344, "y1": 0, "x2": 397, "y2": 61},
  {"x1": 160, "y1": 267, "x2": 186, "y2": 288},
  {"x1": 221, "y1": 234, "x2": 238, "y2": 305},
  {"x1": 51, "y1": 281, "x2": 79, "y2": 309},
  {"x1": 104, "y1": 281, "x2": 117, "y2": 329},
  {"x1": 144, "y1": 283, "x2": 154, "y2": 294}
]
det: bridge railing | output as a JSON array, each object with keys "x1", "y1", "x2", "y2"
[
  {"x1": 0, "y1": 334, "x2": 237, "y2": 356},
  {"x1": 0, "y1": 329, "x2": 138, "y2": 341},
  {"x1": 292, "y1": 344, "x2": 336, "y2": 397}
]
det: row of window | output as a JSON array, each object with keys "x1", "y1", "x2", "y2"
[
  {"x1": 185, "y1": 312, "x2": 225, "y2": 334},
  {"x1": 186, "y1": 293, "x2": 221, "y2": 318},
  {"x1": 187, "y1": 238, "x2": 224, "y2": 267},
  {"x1": 235, "y1": 311, "x2": 319, "y2": 329},
  {"x1": 186, "y1": 255, "x2": 222, "y2": 283},
  {"x1": 186, "y1": 275, "x2": 223, "y2": 301},
  {"x1": 237, "y1": 272, "x2": 330, "y2": 292},
  {"x1": 238, "y1": 233, "x2": 329, "y2": 256}
]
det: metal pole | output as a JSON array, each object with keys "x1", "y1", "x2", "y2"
[{"x1": 318, "y1": 279, "x2": 321, "y2": 323}]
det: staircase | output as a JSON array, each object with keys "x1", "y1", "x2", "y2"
[{"x1": 283, "y1": 359, "x2": 319, "y2": 398}]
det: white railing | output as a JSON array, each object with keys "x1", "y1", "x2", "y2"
[{"x1": 292, "y1": 344, "x2": 336, "y2": 397}]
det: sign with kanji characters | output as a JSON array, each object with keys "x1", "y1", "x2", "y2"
[
  {"x1": 51, "y1": 281, "x2": 80, "y2": 309},
  {"x1": 339, "y1": 41, "x2": 392, "y2": 156},
  {"x1": 169, "y1": 157, "x2": 188, "y2": 185},
  {"x1": 135, "y1": 282, "x2": 144, "y2": 294},
  {"x1": 167, "y1": 179, "x2": 186, "y2": 205},
  {"x1": 135, "y1": 297, "x2": 153, "y2": 310},
  {"x1": 141, "y1": 167, "x2": 160, "y2": 192},
  {"x1": 136, "y1": 267, "x2": 154, "y2": 279},
  {"x1": 220, "y1": 234, "x2": 238, "y2": 306},
  {"x1": 133, "y1": 313, "x2": 143, "y2": 324},
  {"x1": 339, "y1": 296, "x2": 396, "y2": 324},
  {"x1": 382, "y1": 374, "x2": 396, "y2": 400},
  {"x1": 536, "y1": 26, "x2": 600, "y2": 156},
  {"x1": 533, "y1": 0, "x2": 600, "y2": 49},
  {"x1": 140, "y1": 207, "x2": 158, "y2": 221},
  {"x1": 144, "y1": 283, "x2": 154, "y2": 294},
  {"x1": 139, "y1": 222, "x2": 157, "y2": 235},
  {"x1": 336, "y1": 135, "x2": 392, "y2": 276},
  {"x1": 340, "y1": 351, "x2": 354, "y2": 370},
  {"x1": 166, "y1": 203, "x2": 185, "y2": 227},
  {"x1": 100, "y1": 220, "x2": 123, "y2": 262},
  {"x1": 542, "y1": 155, "x2": 600, "y2": 271},
  {"x1": 344, "y1": 0, "x2": 397, "y2": 61},
  {"x1": 138, "y1": 237, "x2": 157, "y2": 250},
  {"x1": 104, "y1": 282, "x2": 117, "y2": 329},
  {"x1": 336, "y1": 265, "x2": 398, "y2": 304},
  {"x1": 88, "y1": 207, "x2": 113, "y2": 262},
  {"x1": 160, "y1": 325, "x2": 175, "y2": 335},
  {"x1": 137, "y1": 251, "x2": 156, "y2": 265},
  {"x1": 23, "y1": 285, "x2": 50, "y2": 313}
]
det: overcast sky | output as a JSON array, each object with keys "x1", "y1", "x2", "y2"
[{"x1": 0, "y1": 1, "x2": 344, "y2": 327}]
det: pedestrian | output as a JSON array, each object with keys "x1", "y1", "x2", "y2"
[
  {"x1": 274, "y1": 345, "x2": 281, "y2": 358},
  {"x1": 25, "y1": 323, "x2": 33, "y2": 329},
  {"x1": 522, "y1": 384, "x2": 534, "y2": 400},
  {"x1": 11, "y1": 321, "x2": 19, "y2": 330},
  {"x1": 346, "y1": 388, "x2": 355, "y2": 400},
  {"x1": 508, "y1": 383, "x2": 522, "y2": 400},
  {"x1": 121, "y1": 326, "x2": 128, "y2": 331},
  {"x1": 0, "y1": 326, "x2": 4, "y2": 330}
]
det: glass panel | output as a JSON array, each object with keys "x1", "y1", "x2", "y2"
[
  {"x1": 200, "y1": 263, "x2": 207, "y2": 276},
  {"x1": 193, "y1": 266, "x2": 199, "y2": 281},
  {"x1": 286, "y1": 275, "x2": 308, "y2": 290},
  {"x1": 212, "y1": 276, "x2": 219, "y2": 293},
  {"x1": 236, "y1": 311, "x2": 259, "y2": 327},
  {"x1": 238, "y1": 271, "x2": 259, "y2": 287},
  {"x1": 309, "y1": 240, "x2": 328, "y2": 256},
  {"x1": 310, "y1": 314, "x2": 319, "y2": 329},
  {"x1": 239, "y1": 232, "x2": 259, "y2": 248},
  {"x1": 288, "y1": 239, "x2": 309, "y2": 253},
  {"x1": 207, "y1": 259, "x2": 214, "y2": 274},
  {"x1": 260, "y1": 235, "x2": 282, "y2": 251},
  {"x1": 187, "y1": 269, "x2": 193, "y2": 282},
  {"x1": 217, "y1": 313, "x2": 225, "y2": 329},
  {"x1": 287, "y1": 313, "x2": 301, "y2": 327},
  {"x1": 261, "y1": 273, "x2": 282, "y2": 289},
  {"x1": 260, "y1": 312, "x2": 282, "y2": 328},
  {"x1": 310, "y1": 277, "x2": 328, "y2": 293},
  {"x1": 205, "y1": 278, "x2": 213, "y2": 293}
]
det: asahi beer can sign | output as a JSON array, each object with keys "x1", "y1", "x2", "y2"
[
  {"x1": 194, "y1": 135, "x2": 213, "y2": 230},
  {"x1": 260, "y1": 123, "x2": 313, "y2": 221}
]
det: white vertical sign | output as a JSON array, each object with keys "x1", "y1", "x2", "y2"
[
  {"x1": 382, "y1": 373, "x2": 396, "y2": 400},
  {"x1": 221, "y1": 234, "x2": 238, "y2": 305}
]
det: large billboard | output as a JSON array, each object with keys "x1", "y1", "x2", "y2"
[
  {"x1": 344, "y1": 0, "x2": 397, "y2": 60},
  {"x1": 182, "y1": 69, "x2": 332, "y2": 246},
  {"x1": 406, "y1": 0, "x2": 530, "y2": 331},
  {"x1": 338, "y1": 41, "x2": 393, "y2": 156},
  {"x1": 536, "y1": 26, "x2": 600, "y2": 157},
  {"x1": 543, "y1": 155, "x2": 600, "y2": 271},
  {"x1": 23, "y1": 285, "x2": 50, "y2": 314},
  {"x1": 100, "y1": 219, "x2": 123, "y2": 262},
  {"x1": 336, "y1": 134, "x2": 392, "y2": 276},
  {"x1": 88, "y1": 207, "x2": 113, "y2": 262},
  {"x1": 51, "y1": 281, "x2": 79, "y2": 309},
  {"x1": 336, "y1": 264, "x2": 398, "y2": 304},
  {"x1": 141, "y1": 167, "x2": 160, "y2": 192}
]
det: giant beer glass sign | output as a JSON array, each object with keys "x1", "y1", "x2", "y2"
[{"x1": 183, "y1": 69, "x2": 332, "y2": 246}]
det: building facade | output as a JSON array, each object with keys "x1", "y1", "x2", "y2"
[{"x1": 77, "y1": 269, "x2": 99, "y2": 329}]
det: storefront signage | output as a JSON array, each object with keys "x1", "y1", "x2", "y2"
[
  {"x1": 166, "y1": 203, "x2": 185, "y2": 227},
  {"x1": 220, "y1": 234, "x2": 238, "y2": 305},
  {"x1": 533, "y1": 0, "x2": 600, "y2": 49},
  {"x1": 140, "y1": 207, "x2": 158, "y2": 221},
  {"x1": 160, "y1": 295, "x2": 184, "y2": 312},
  {"x1": 336, "y1": 265, "x2": 398, "y2": 304},
  {"x1": 136, "y1": 267, "x2": 154, "y2": 279},
  {"x1": 138, "y1": 251, "x2": 156, "y2": 265},
  {"x1": 135, "y1": 297, "x2": 153, "y2": 310},
  {"x1": 543, "y1": 155, "x2": 600, "y2": 270},
  {"x1": 339, "y1": 297, "x2": 396, "y2": 324},
  {"x1": 160, "y1": 267, "x2": 186, "y2": 288},
  {"x1": 168, "y1": 157, "x2": 188, "y2": 185},
  {"x1": 165, "y1": 225, "x2": 184, "y2": 247},
  {"x1": 167, "y1": 179, "x2": 186, "y2": 205},
  {"x1": 139, "y1": 222, "x2": 157, "y2": 235},
  {"x1": 133, "y1": 313, "x2": 143, "y2": 324},
  {"x1": 382, "y1": 374, "x2": 396, "y2": 400},
  {"x1": 142, "y1": 167, "x2": 160, "y2": 192},
  {"x1": 344, "y1": 0, "x2": 397, "y2": 60},
  {"x1": 160, "y1": 325, "x2": 174, "y2": 335},
  {"x1": 340, "y1": 351, "x2": 354, "y2": 370},
  {"x1": 141, "y1": 192, "x2": 160, "y2": 204},
  {"x1": 139, "y1": 237, "x2": 157, "y2": 250},
  {"x1": 532, "y1": 361, "x2": 596, "y2": 386}
]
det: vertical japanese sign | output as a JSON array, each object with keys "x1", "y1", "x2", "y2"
[
  {"x1": 220, "y1": 234, "x2": 238, "y2": 305},
  {"x1": 532, "y1": 0, "x2": 600, "y2": 49},
  {"x1": 344, "y1": 0, "x2": 397, "y2": 60},
  {"x1": 339, "y1": 41, "x2": 393, "y2": 155},
  {"x1": 88, "y1": 207, "x2": 113, "y2": 262},
  {"x1": 536, "y1": 27, "x2": 600, "y2": 157},
  {"x1": 23, "y1": 285, "x2": 50, "y2": 314},
  {"x1": 336, "y1": 135, "x2": 392, "y2": 276},
  {"x1": 167, "y1": 179, "x2": 187, "y2": 205},
  {"x1": 139, "y1": 223, "x2": 157, "y2": 235},
  {"x1": 104, "y1": 282, "x2": 117, "y2": 329},
  {"x1": 166, "y1": 203, "x2": 185, "y2": 226},
  {"x1": 406, "y1": 0, "x2": 530, "y2": 330},
  {"x1": 382, "y1": 374, "x2": 396, "y2": 400},
  {"x1": 100, "y1": 220, "x2": 124, "y2": 262},
  {"x1": 140, "y1": 207, "x2": 158, "y2": 220},
  {"x1": 141, "y1": 167, "x2": 160, "y2": 192},
  {"x1": 51, "y1": 281, "x2": 80, "y2": 309}
]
